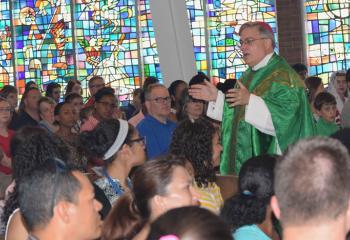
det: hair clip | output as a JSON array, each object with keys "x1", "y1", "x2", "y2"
[
  {"x1": 242, "y1": 190, "x2": 254, "y2": 196},
  {"x1": 159, "y1": 234, "x2": 180, "y2": 240}
]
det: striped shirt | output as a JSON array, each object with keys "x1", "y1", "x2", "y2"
[{"x1": 194, "y1": 182, "x2": 223, "y2": 214}]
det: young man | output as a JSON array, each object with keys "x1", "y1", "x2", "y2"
[
  {"x1": 314, "y1": 92, "x2": 339, "y2": 136},
  {"x1": 18, "y1": 167, "x2": 103, "y2": 240},
  {"x1": 271, "y1": 137, "x2": 350, "y2": 240}
]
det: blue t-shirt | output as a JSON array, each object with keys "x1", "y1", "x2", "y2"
[
  {"x1": 136, "y1": 115, "x2": 176, "y2": 159},
  {"x1": 233, "y1": 224, "x2": 271, "y2": 240}
]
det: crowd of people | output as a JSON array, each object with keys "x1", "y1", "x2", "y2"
[{"x1": 0, "y1": 21, "x2": 349, "y2": 240}]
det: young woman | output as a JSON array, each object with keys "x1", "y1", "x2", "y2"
[
  {"x1": 0, "y1": 98, "x2": 14, "y2": 175},
  {"x1": 169, "y1": 118, "x2": 223, "y2": 214},
  {"x1": 176, "y1": 89, "x2": 206, "y2": 121},
  {"x1": 65, "y1": 79, "x2": 82, "y2": 96},
  {"x1": 54, "y1": 102, "x2": 85, "y2": 168},
  {"x1": 221, "y1": 155, "x2": 279, "y2": 240},
  {"x1": 101, "y1": 156, "x2": 199, "y2": 240},
  {"x1": 80, "y1": 119, "x2": 146, "y2": 204}
]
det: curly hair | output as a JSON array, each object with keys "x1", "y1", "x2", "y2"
[
  {"x1": 79, "y1": 119, "x2": 135, "y2": 165},
  {"x1": 220, "y1": 154, "x2": 276, "y2": 230},
  {"x1": 169, "y1": 117, "x2": 216, "y2": 187},
  {"x1": 3, "y1": 127, "x2": 71, "y2": 225}
]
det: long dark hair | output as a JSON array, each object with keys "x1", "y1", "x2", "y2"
[
  {"x1": 2, "y1": 127, "x2": 70, "y2": 224},
  {"x1": 169, "y1": 118, "x2": 216, "y2": 187},
  {"x1": 101, "y1": 155, "x2": 186, "y2": 240},
  {"x1": 220, "y1": 154, "x2": 276, "y2": 230}
]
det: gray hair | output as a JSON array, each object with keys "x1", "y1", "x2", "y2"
[{"x1": 239, "y1": 22, "x2": 276, "y2": 48}]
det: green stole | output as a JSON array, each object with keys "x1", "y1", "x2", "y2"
[{"x1": 220, "y1": 54, "x2": 316, "y2": 174}]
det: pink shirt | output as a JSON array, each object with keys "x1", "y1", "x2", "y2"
[{"x1": 80, "y1": 115, "x2": 99, "y2": 132}]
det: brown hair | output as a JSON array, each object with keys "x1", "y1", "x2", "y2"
[
  {"x1": 65, "y1": 79, "x2": 82, "y2": 96},
  {"x1": 275, "y1": 137, "x2": 350, "y2": 226},
  {"x1": 101, "y1": 155, "x2": 186, "y2": 240}
]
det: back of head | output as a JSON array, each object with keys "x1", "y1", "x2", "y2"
[
  {"x1": 18, "y1": 165, "x2": 81, "y2": 231},
  {"x1": 147, "y1": 206, "x2": 232, "y2": 240},
  {"x1": 11, "y1": 126, "x2": 70, "y2": 180},
  {"x1": 313, "y1": 92, "x2": 336, "y2": 111},
  {"x1": 292, "y1": 63, "x2": 308, "y2": 73},
  {"x1": 169, "y1": 117, "x2": 215, "y2": 187},
  {"x1": 221, "y1": 154, "x2": 276, "y2": 229},
  {"x1": 101, "y1": 155, "x2": 186, "y2": 240},
  {"x1": 305, "y1": 76, "x2": 323, "y2": 103},
  {"x1": 275, "y1": 137, "x2": 350, "y2": 226},
  {"x1": 189, "y1": 72, "x2": 209, "y2": 86}
]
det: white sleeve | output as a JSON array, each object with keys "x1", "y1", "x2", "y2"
[
  {"x1": 245, "y1": 94, "x2": 276, "y2": 136},
  {"x1": 206, "y1": 90, "x2": 224, "y2": 122}
]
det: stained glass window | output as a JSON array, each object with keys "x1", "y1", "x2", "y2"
[
  {"x1": 138, "y1": 0, "x2": 162, "y2": 81},
  {"x1": 305, "y1": 0, "x2": 349, "y2": 84},
  {"x1": 13, "y1": 0, "x2": 75, "y2": 94},
  {"x1": 0, "y1": 0, "x2": 13, "y2": 87}
]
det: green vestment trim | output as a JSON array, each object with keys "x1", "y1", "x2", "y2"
[{"x1": 220, "y1": 54, "x2": 316, "y2": 174}]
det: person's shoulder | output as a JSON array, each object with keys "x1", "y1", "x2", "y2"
[{"x1": 234, "y1": 225, "x2": 271, "y2": 240}]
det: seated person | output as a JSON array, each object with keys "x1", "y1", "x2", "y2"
[
  {"x1": 271, "y1": 137, "x2": 350, "y2": 240},
  {"x1": 81, "y1": 87, "x2": 117, "y2": 132},
  {"x1": 221, "y1": 155, "x2": 279, "y2": 240},
  {"x1": 10, "y1": 87, "x2": 41, "y2": 130},
  {"x1": 18, "y1": 165, "x2": 103, "y2": 240},
  {"x1": 137, "y1": 84, "x2": 176, "y2": 159},
  {"x1": 38, "y1": 97, "x2": 59, "y2": 133},
  {"x1": 314, "y1": 92, "x2": 339, "y2": 136},
  {"x1": 169, "y1": 118, "x2": 223, "y2": 214},
  {"x1": 80, "y1": 119, "x2": 146, "y2": 204},
  {"x1": 101, "y1": 156, "x2": 199, "y2": 240}
]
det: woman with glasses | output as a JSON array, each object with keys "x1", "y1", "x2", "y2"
[
  {"x1": 0, "y1": 98, "x2": 14, "y2": 175},
  {"x1": 176, "y1": 88, "x2": 206, "y2": 122},
  {"x1": 80, "y1": 119, "x2": 146, "y2": 205}
]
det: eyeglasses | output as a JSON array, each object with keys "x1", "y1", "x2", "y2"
[
  {"x1": 97, "y1": 101, "x2": 117, "y2": 108},
  {"x1": 0, "y1": 107, "x2": 11, "y2": 113},
  {"x1": 128, "y1": 137, "x2": 146, "y2": 146},
  {"x1": 148, "y1": 96, "x2": 171, "y2": 104},
  {"x1": 239, "y1": 37, "x2": 269, "y2": 47},
  {"x1": 50, "y1": 158, "x2": 68, "y2": 216}
]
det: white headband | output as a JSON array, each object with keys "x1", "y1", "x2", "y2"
[{"x1": 103, "y1": 119, "x2": 129, "y2": 160}]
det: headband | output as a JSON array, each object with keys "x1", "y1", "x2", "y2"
[{"x1": 103, "y1": 119, "x2": 129, "y2": 160}]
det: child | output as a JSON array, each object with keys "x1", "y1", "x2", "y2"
[{"x1": 314, "y1": 92, "x2": 339, "y2": 136}]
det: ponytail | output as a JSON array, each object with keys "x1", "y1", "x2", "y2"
[{"x1": 101, "y1": 193, "x2": 145, "y2": 240}]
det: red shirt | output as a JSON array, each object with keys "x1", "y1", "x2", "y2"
[{"x1": 0, "y1": 129, "x2": 15, "y2": 175}]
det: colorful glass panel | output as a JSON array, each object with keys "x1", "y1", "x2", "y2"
[
  {"x1": 207, "y1": 0, "x2": 278, "y2": 83},
  {"x1": 305, "y1": 0, "x2": 349, "y2": 84},
  {"x1": 186, "y1": 0, "x2": 208, "y2": 74},
  {"x1": 0, "y1": 0, "x2": 13, "y2": 88},
  {"x1": 74, "y1": 0, "x2": 140, "y2": 102},
  {"x1": 138, "y1": 0, "x2": 162, "y2": 81},
  {"x1": 12, "y1": 0, "x2": 75, "y2": 94}
]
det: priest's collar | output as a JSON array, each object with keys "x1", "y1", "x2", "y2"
[{"x1": 252, "y1": 52, "x2": 274, "y2": 71}]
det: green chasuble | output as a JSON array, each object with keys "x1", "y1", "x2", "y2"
[
  {"x1": 220, "y1": 54, "x2": 316, "y2": 174},
  {"x1": 315, "y1": 117, "x2": 339, "y2": 137}
]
